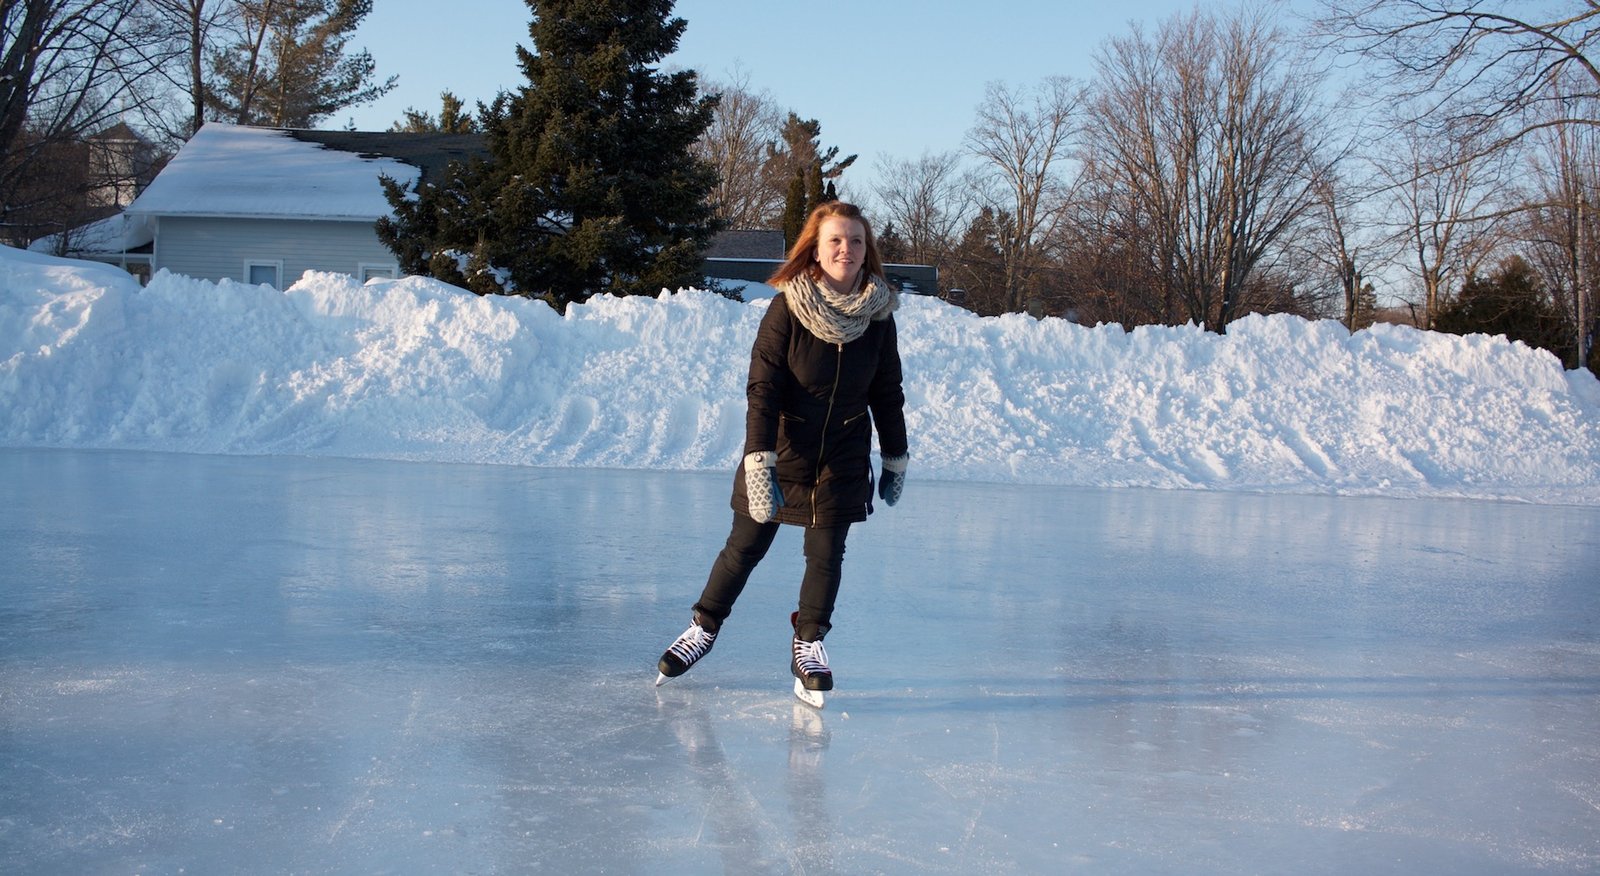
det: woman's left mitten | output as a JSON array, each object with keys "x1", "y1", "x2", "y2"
[{"x1": 879, "y1": 454, "x2": 908, "y2": 507}]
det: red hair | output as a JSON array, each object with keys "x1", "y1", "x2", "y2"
[{"x1": 768, "y1": 201, "x2": 885, "y2": 287}]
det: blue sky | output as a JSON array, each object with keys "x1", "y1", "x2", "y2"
[{"x1": 342, "y1": 1, "x2": 1318, "y2": 196}]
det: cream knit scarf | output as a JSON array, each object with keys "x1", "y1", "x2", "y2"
[{"x1": 781, "y1": 273, "x2": 899, "y2": 345}]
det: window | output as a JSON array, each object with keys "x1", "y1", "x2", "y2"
[
  {"x1": 359, "y1": 262, "x2": 398, "y2": 282},
  {"x1": 245, "y1": 260, "x2": 283, "y2": 289}
]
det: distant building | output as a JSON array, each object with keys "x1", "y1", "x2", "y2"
[
  {"x1": 703, "y1": 229, "x2": 939, "y2": 295},
  {"x1": 117, "y1": 124, "x2": 493, "y2": 289},
  {"x1": 85, "y1": 122, "x2": 163, "y2": 209},
  {"x1": 8, "y1": 122, "x2": 164, "y2": 255},
  {"x1": 29, "y1": 123, "x2": 478, "y2": 287},
  {"x1": 36, "y1": 123, "x2": 938, "y2": 296}
]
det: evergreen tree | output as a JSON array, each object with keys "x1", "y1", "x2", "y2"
[
  {"x1": 876, "y1": 222, "x2": 908, "y2": 264},
  {"x1": 772, "y1": 113, "x2": 853, "y2": 248},
  {"x1": 208, "y1": 0, "x2": 396, "y2": 127},
  {"x1": 806, "y1": 161, "x2": 825, "y2": 212},
  {"x1": 389, "y1": 91, "x2": 479, "y2": 133},
  {"x1": 781, "y1": 167, "x2": 808, "y2": 249},
  {"x1": 767, "y1": 113, "x2": 855, "y2": 194},
  {"x1": 1434, "y1": 256, "x2": 1573, "y2": 362},
  {"x1": 949, "y1": 207, "x2": 1008, "y2": 316},
  {"x1": 378, "y1": 0, "x2": 721, "y2": 307}
]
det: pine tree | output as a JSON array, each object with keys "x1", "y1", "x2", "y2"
[
  {"x1": 877, "y1": 222, "x2": 908, "y2": 264},
  {"x1": 1434, "y1": 256, "x2": 1573, "y2": 362},
  {"x1": 389, "y1": 92, "x2": 479, "y2": 133},
  {"x1": 378, "y1": 0, "x2": 720, "y2": 307},
  {"x1": 208, "y1": 0, "x2": 396, "y2": 128},
  {"x1": 781, "y1": 167, "x2": 808, "y2": 250},
  {"x1": 772, "y1": 112, "x2": 853, "y2": 248},
  {"x1": 950, "y1": 207, "x2": 1008, "y2": 316},
  {"x1": 767, "y1": 113, "x2": 855, "y2": 196}
]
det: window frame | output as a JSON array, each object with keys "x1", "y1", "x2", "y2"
[{"x1": 244, "y1": 259, "x2": 284, "y2": 289}]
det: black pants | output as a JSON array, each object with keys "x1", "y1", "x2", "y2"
[{"x1": 694, "y1": 513, "x2": 851, "y2": 642}]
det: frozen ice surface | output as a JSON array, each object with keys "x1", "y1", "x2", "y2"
[{"x1": 2, "y1": 448, "x2": 1598, "y2": 874}]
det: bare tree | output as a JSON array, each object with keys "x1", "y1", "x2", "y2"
[
  {"x1": 965, "y1": 75, "x2": 1084, "y2": 314},
  {"x1": 1307, "y1": 170, "x2": 1375, "y2": 329},
  {"x1": 870, "y1": 149, "x2": 976, "y2": 287},
  {"x1": 1084, "y1": 5, "x2": 1328, "y2": 331},
  {"x1": 1056, "y1": 151, "x2": 1167, "y2": 325},
  {"x1": 694, "y1": 66, "x2": 781, "y2": 229},
  {"x1": 1522, "y1": 83, "x2": 1600, "y2": 368},
  {"x1": 141, "y1": 0, "x2": 242, "y2": 138},
  {"x1": 1317, "y1": 0, "x2": 1599, "y2": 157},
  {"x1": 1379, "y1": 115, "x2": 1509, "y2": 328},
  {"x1": 1, "y1": 0, "x2": 173, "y2": 239},
  {"x1": 2, "y1": 0, "x2": 157, "y2": 161},
  {"x1": 1076, "y1": 32, "x2": 1184, "y2": 324},
  {"x1": 1318, "y1": 1, "x2": 1600, "y2": 362}
]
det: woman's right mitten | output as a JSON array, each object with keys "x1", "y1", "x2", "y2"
[{"x1": 743, "y1": 450, "x2": 783, "y2": 523}]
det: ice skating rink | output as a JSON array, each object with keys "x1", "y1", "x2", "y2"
[{"x1": 3, "y1": 449, "x2": 1597, "y2": 874}]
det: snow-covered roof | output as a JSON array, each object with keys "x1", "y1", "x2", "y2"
[
  {"x1": 125, "y1": 123, "x2": 421, "y2": 222},
  {"x1": 26, "y1": 212, "x2": 154, "y2": 256}
]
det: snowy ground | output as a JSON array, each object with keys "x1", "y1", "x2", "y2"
[
  {"x1": 3, "y1": 449, "x2": 1598, "y2": 874},
  {"x1": 4, "y1": 245, "x2": 1599, "y2": 504}
]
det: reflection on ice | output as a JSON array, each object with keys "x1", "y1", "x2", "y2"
[{"x1": 2, "y1": 449, "x2": 1597, "y2": 874}]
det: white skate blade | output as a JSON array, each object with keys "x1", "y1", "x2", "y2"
[{"x1": 793, "y1": 677, "x2": 826, "y2": 709}]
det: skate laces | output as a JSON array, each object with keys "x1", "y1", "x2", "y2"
[
  {"x1": 668, "y1": 624, "x2": 715, "y2": 665},
  {"x1": 792, "y1": 637, "x2": 830, "y2": 675}
]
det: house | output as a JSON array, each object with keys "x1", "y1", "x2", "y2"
[
  {"x1": 115, "y1": 123, "x2": 484, "y2": 289},
  {"x1": 10, "y1": 122, "x2": 165, "y2": 260},
  {"x1": 85, "y1": 122, "x2": 164, "y2": 209},
  {"x1": 27, "y1": 212, "x2": 158, "y2": 283},
  {"x1": 43, "y1": 122, "x2": 939, "y2": 296}
]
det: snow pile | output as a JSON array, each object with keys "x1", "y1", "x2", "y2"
[{"x1": 4, "y1": 245, "x2": 1598, "y2": 504}]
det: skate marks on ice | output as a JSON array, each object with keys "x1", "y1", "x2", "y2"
[
  {"x1": 826, "y1": 658, "x2": 1600, "y2": 874},
  {"x1": 645, "y1": 681, "x2": 1063, "y2": 874},
  {"x1": 649, "y1": 682, "x2": 841, "y2": 874},
  {"x1": 645, "y1": 680, "x2": 1085, "y2": 874},
  {"x1": 5, "y1": 453, "x2": 1599, "y2": 874}
]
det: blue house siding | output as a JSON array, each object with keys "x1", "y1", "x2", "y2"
[{"x1": 154, "y1": 217, "x2": 398, "y2": 288}]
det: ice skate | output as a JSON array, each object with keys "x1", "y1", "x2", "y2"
[
  {"x1": 790, "y1": 615, "x2": 832, "y2": 708},
  {"x1": 792, "y1": 677, "x2": 826, "y2": 709},
  {"x1": 656, "y1": 616, "x2": 717, "y2": 685}
]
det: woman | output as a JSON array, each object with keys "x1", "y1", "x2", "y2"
[{"x1": 656, "y1": 201, "x2": 909, "y2": 705}]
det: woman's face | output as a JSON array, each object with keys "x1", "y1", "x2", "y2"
[{"x1": 814, "y1": 216, "x2": 866, "y2": 293}]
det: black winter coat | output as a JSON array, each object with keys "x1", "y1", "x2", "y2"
[{"x1": 730, "y1": 291, "x2": 908, "y2": 528}]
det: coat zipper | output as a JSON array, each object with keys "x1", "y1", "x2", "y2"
[{"x1": 812, "y1": 342, "x2": 845, "y2": 527}]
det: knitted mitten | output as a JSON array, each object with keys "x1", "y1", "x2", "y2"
[
  {"x1": 878, "y1": 453, "x2": 908, "y2": 507},
  {"x1": 744, "y1": 450, "x2": 784, "y2": 523}
]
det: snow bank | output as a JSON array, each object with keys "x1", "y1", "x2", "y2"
[{"x1": 4, "y1": 245, "x2": 1598, "y2": 504}]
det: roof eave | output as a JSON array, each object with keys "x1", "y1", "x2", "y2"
[{"x1": 125, "y1": 210, "x2": 390, "y2": 223}]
